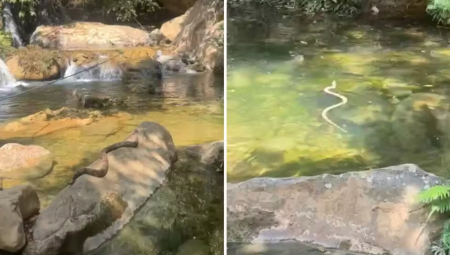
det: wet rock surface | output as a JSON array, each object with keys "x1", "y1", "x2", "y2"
[
  {"x1": 0, "y1": 185, "x2": 40, "y2": 253},
  {"x1": 23, "y1": 122, "x2": 178, "y2": 255},
  {"x1": 227, "y1": 164, "x2": 444, "y2": 255}
]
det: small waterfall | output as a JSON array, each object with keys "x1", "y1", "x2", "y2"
[
  {"x1": 0, "y1": 58, "x2": 16, "y2": 87},
  {"x1": 63, "y1": 60, "x2": 123, "y2": 82}
]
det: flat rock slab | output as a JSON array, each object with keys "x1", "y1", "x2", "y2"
[
  {"x1": 23, "y1": 122, "x2": 178, "y2": 255},
  {"x1": 227, "y1": 164, "x2": 445, "y2": 255},
  {"x1": 0, "y1": 143, "x2": 53, "y2": 180},
  {"x1": 0, "y1": 185, "x2": 40, "y2": 253},
  {"x1": 227, "y1": 243, "x2": 366, "y2": 255}
]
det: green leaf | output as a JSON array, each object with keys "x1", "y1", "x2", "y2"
[{"x1": 418, "y1": 185, "x2": 450, "y2": 204}]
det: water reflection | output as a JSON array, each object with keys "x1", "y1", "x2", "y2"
[{"x1": 0, "y1": 72, "x2": 223, "y2": 122}]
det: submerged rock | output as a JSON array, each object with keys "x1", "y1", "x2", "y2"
[
  {"x1": 0, "y1": 185, "x2": 40, "y2": 253},
  {"x1": 227, "y1": 164, "x2": 444, "y2": 255},
  {"x1": 72, "y1": 89, "x2": 126, "y2": 109},
  {"x1": 391, "y1": 93, "x2": 450, "y2": 153},
  {"x1": 23, "y1": 122, "x2": 178, "y2": 255},
  {"x1": 0, "y1": 143, "x2": 54, "y2": 182}
]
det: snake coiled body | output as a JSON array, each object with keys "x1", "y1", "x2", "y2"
[
  {"x1": 321, "y1": 80, "x2": 348, "y2": 133},
  {"x1": 68, "y1": 132, "x2": 139, "y2": 185}
]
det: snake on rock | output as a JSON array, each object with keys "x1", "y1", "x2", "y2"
[
  {"x1": 68, "y1": 131, "x2": 139, "y2": 185},
  {"x1": 321, "y1": 80, "x2": 348, "y2": 133}
]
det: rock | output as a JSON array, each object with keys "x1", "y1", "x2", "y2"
[
  {"x1": 183, "y1": 141, "x2": 224, "y2": 171},
  {"x1": 160, "y1": 11, "x2": 190, "y2": 41},
  {"x1": 391, "y1": 93, "x2": 450, "y2": 153},
  {"x1": 0, "y1": 143, "x2": 53, "y2": 181},
  {"x1": 30, "y1": 22, "x2": 152, "y2": 50},
  {"x1": 174, "y1": 0, "x2": 223, "y2": 73},
  {"x1": 228, "y1": 243, "x2": 365, "y2": 255},
  {"x1": 0, "y1": 185, "x2": 40, "y2": 252},
  {"x1": 227, "y1": 164, "x2": 444, "y2": 255},
  {"x1": 157, "y1": 0, "x2": 196, "y2": 16},
  {"x1": 88, "y1": 141, "x2": 223, "y2": 255},
  {"x1": 176, "y1": 239, "x2": 210, "y2": 255},
  {"x1": 149, "y1": 29, "x2": 170, "y2": 46},
  {"x1": 23, "y1": 122, "x2": 178, "y2": 255},
  {"x1": 72, "y1": 89, "x2": 125, "y2": 109},
  {"x1": 5, "y1": 52, "x2": 62, "y2": 81}
]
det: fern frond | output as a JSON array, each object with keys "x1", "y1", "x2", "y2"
[
  {"x1": 442, "y1": 220, "x2": 450, "y2": 250},
  {"x1": 418, "y1": 185, "x2": 450, "y2": 204},
  {"x1": 431, "y1": 200, "x2": 450, "y2": 214}
]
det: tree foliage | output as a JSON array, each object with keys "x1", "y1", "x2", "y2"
[
  {"x1": 69, "y1": 0, "x2": 160, "y2": 21},
  {"x1": 228, "y1": 0, "x2": 361, "y2": 16}
]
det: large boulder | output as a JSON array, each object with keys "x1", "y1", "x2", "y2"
[
  {"x1": 0, "y1": 185, "x2": 40, "y2": 252},
  {"x1": 160, "y1": 10, "x2": 191, "y2": 41},
  {"x1": 5, "y1": 46, "x2": 63, "y2": 81},
  {"x1": 174, "y1": 0, "x2": 224, "y2": 72},
  {"x1": 0, "y1": 143, "x2": 54, "y2": 182},
  {"x1": 30, "y1": 22, "x2": 153, "y2": 50},
  {"x1": 227, "y1": 164, "x2": 444, "y2": 255},
  {"x1": 88, "y1": 141, "x2": 224, "y2": 255},
  {"x1": 23, "y1": 122, "x2": 178, "y2": 255}
]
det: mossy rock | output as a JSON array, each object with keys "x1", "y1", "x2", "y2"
[{"x1": 6, "y1": 46, "x2": 65, "y2": 81}]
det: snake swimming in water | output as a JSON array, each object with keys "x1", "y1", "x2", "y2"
[
  {"x1": 67, "y1": 131, "x2": 140, "y2": 185},
  {"x1": 321, "y1": 80, "x2": 348, "y2": 133}
]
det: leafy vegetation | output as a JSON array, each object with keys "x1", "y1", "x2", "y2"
[
  {"x1": 418, "y1": 185, "x2": 450, "y2": 254},
  {"x1": 0, "y1": 31, "x2": 13, "y2": 59},
  {"x1": 69, "y1": 0, "x2": 160, "y2": 21},
  {"x1": 427, "y1": 0, "x2": 450, "y2": 25},
  {"x1": 228, "y1": 0, "x2": 361, "y2": 16}
]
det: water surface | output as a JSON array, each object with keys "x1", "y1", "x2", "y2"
[{"x1": 227, "y1": 9, "x2": 450, "y2": 182}]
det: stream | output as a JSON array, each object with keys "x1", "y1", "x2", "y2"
[
  {"x1": 227, "y1": 8, "x2": 450, "y2": 183},
  {"x1": 0, "y1": 57, "x2": 224, "y2": 254}
]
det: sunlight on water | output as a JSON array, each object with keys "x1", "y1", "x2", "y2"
[
  {"x1": 227, "y1": 12, "x2": 450, "y2": 182},
  {"x1": 0, "y1": 73, "x2": 224, "y2": 206}
]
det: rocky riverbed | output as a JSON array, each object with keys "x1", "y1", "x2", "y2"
[{"x1": 0, "y1": 121, "x2": 224, "y2": 255}]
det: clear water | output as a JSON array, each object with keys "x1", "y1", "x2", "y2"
[
  {"x1": 227, "y1": 8, "x2": 450, "y2": 182},
  {"x1": 0, "y1": 71, "x2": 224, "y2": 254}
]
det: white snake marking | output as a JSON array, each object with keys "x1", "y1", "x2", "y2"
[{"x1": 321, "y1": 80, "x2": 348, "y2": 133}]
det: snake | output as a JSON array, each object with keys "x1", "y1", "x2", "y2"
[
  {"x1": 67, "y1": 131, "x2": 139, "y2": 185},
  {"x1": 321, "y1": 80, "x2": 348, "y2": 133}
]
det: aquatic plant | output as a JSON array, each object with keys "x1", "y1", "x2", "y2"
[{"x1": 418, "y1": 184, "x2": 450, "y2": 254}]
